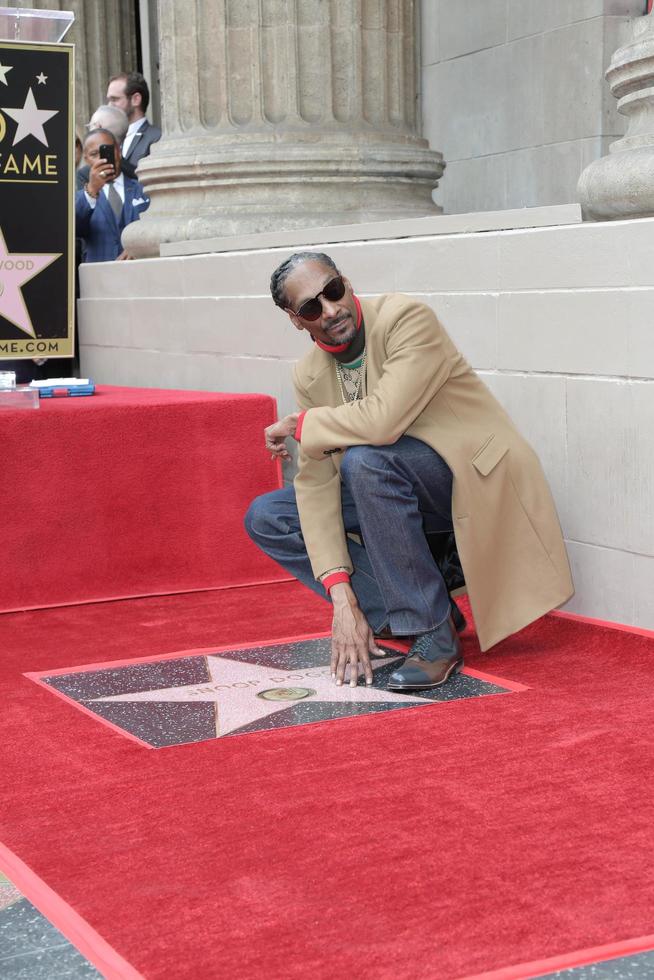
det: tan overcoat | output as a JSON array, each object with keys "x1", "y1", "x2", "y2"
[{"x1": 293, "y1": 293, "x2": 574, "y2": 651}]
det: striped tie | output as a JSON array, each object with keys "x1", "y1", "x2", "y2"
[{"x1": 107, "y1": 182, "x2": 123, "y2": 221}]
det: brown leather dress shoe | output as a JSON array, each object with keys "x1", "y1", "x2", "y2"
[{"x1": 387, "y1": 616, "x2": 463, "y2": 691}]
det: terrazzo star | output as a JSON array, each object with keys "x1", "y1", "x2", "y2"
[{"x1": 245, "y1": 252, "x2": 574, "y2": 692}]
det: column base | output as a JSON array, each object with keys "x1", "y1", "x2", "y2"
[
  {"x1": 578, "y1": 145, "x2": 654, "y2": 220},
  {"x1": 123, "y1": 138, "x2": 445, "y2": 257}
]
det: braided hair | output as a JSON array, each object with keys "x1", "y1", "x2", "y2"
[{"x1": 270, "y1": 252, "x2": 340, "y2": 309}]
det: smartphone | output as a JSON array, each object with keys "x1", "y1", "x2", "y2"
[{"x1": 99, "y1": 143, "x2": 115, "y2": 168}]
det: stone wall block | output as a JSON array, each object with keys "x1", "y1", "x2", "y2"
[
  {"x1": 421, "y1": 0, "x2": 439, "y2": 66},
  {"x1": 440, "y1": 0, "x2": 508, "y2": 60},
  {"x1": 424, "y1": 0, "x2": 642, "y2": 215},
  {"x1": 565, "y1": 378, "x2": 653, "y2": 555},
  {"x1": 424, "y1": 46, "x2": 509, "y2": 161},
  {"x1": 432, "y1": 154, "x2": 508, "y2": 212},
  {"x1": 563, "y1": 542, "x2": 637, "y2": 625},
  {"x1": 423, "y1": 293, "x2": 499, "y2": 370},
  {"x1": 480, "y1": 373, "x2": 568, "y2": 520},
  {"x1": 506, "y1": 34, "x2": 544, "y2": 150},
  {"x1": 543, "y1": 19, "x2": 609, "y2": 145},
  {"x1": 505, "y1": 141, "x2": 583, "y2": 208}
]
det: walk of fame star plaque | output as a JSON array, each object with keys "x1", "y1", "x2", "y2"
[
  {"x1": 0, "y1": 41, "x2": 74, "y2": 360},
  {"x1": 26, "y1": 636, "x2": 528, "y2": 748}
]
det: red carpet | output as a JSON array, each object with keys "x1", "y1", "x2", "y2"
[
  {"x1": 2, "y1": 586, "x2": 654, "y2": 979},
  {"x1": 0, "y1": 386, "x2": 286, "y2": 613}
]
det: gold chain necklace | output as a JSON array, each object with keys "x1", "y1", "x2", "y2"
[{"x1": 335, "y1": 349, "x2": 367, "y2": 405}]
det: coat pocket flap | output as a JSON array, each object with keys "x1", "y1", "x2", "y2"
[{"x1": 471, "y1": 435, "x2": 509, "y2": 476}]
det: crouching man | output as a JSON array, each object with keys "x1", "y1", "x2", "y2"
[{"x1": 245, "y1": 252, "x2": 573, "y2": 691}]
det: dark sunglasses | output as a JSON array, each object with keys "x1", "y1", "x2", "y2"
[{"x1": 289, "y1": 276, "x2": 346, "y2": 321}]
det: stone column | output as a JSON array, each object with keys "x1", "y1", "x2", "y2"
[
  {"x1": 578, "y1": 11, "x2": 654, "y2": 220},
  {"x1": 123, "y1": 0, "x2": 444, "y2": 257}
]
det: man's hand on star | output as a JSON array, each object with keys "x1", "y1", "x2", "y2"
[
  {"x1": 329, "y1": 582, "x2": 380, "y2": 688},
  {"x1": 264, "y1": 413, "x2": 300, "y2": 462}
]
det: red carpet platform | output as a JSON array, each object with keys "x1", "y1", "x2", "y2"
[
  {"x1": 0, "y1": 386, "x2": 286, "y2": 612},
  {"x1": 1, "y1": 590, "x2": 654, "y2": 979}
]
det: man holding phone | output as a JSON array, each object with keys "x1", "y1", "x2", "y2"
[{"x1": 75, "y1": 128, "x2": 150, "y2": 263}]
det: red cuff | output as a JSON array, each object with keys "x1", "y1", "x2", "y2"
[
  {"x1": 322, "y1": 571, "x2": 351, "y2": 594},
  {"x1": 295, "y1": 410, "x2": 307, "y2": 443}
]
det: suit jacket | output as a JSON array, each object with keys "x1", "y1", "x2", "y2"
[
  {"x1": 121, "y1": 118, "x2": 161, "y2": 169},
  {"x1": 293, "y1": 294, "x2": 574, "y2": 651},
  {"x1": 75, "y1": 177, "x2": 150, "y2": 263}
]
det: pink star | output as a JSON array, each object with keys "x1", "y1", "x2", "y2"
[
  {"x1": 95, "y1": 652, "x2": 424, "y2": 738},
  {"x1": 0, "y1": 228, "x2": 61, "y2": 338}
]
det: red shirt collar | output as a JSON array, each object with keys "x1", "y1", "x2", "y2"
[{"x1": 314, "y1": 295, "x2": 362, "y2": 354}]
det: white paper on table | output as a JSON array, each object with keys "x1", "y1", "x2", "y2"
[{"x1": 29, "y1": 378, "x2": 90, "y2": 387}]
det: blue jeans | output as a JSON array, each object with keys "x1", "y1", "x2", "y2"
[{"x1": 244, "y1": 436, "x2": 454, "y2": 636}]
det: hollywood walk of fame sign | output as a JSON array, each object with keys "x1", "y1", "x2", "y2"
[
  {"x1": 0, "y1": 41, "x2": 74, "y2": 359},
  {"x1": 28, "y1": 636, "x2": 525, "y2": 748}
]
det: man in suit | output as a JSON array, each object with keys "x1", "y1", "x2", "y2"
[
  {"x1": 75, "y1": 129, "x2": 150, "y2": 263},
  {"x1": 106, "y1": 71, "x2": 161, "y2": 170},
  {"x1": 76, "y1": 106, "x2": 136, "y2": 191},
  {"x1": 245, "y1": 252, "x2": 574, "y2": 690}
]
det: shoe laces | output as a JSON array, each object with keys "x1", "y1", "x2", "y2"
[
  {"x1": 411, "y1": 619, "x2": 457, "y2": 662},
  {"x1": 411, "y1": 630, "x2": 435, "y2": 660}
]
